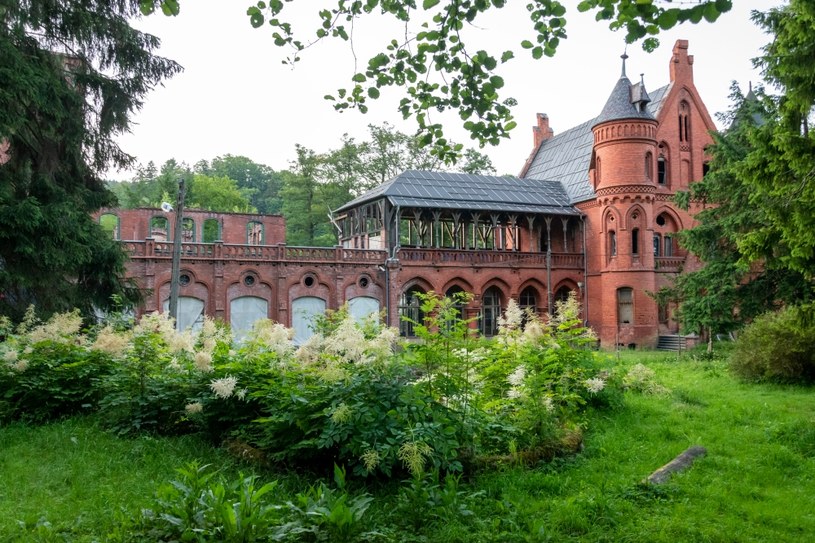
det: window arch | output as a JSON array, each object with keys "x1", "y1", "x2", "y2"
[
  {"x1": 657, "y1": 155, "x2": 667, "y2": 185},
  {"x1": 247, "y1": 221, "x2": 264, "y2": 245},
  {"x1": 399, "y1": 286, "x2": 425, "y2": 337},
  {"x1": 679, "y1": 101, "x2": 691, "y2": 143},
  {"x1": 445, "y1": 285, "x2": 467, "y2": 322},
  {"x1": 519, "y1": 286, "x2": 537, "y2": 316},
  {"x1": 617, "y1": 288, "x2": 634, "y2": 324},
  {"x1": 480, "y1": 286, "x2": 502, "y2": 337}
]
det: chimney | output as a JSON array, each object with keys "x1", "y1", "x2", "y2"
[
  {"x1": 532, "y1": 113, "x2": 554, "y2": 148},
  {"x1": 669, "y1": 39, "x2": 694, "y2": 84}
]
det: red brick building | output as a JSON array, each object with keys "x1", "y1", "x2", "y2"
[{"x1": 100, "y1": 40, "x2": 713, "y2": 348}]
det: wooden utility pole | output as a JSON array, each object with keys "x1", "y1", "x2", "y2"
[{"x1": 168, "y1": 179, "x2": 186, "y2": 329}]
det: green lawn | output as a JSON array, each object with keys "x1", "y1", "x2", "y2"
[{"x1": 2, "y1": 351, "x2": 814, "y2": 542}]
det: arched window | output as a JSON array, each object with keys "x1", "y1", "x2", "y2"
[
  {"x1": 645, "y1": 152, "x2": 653, "y2": 181},
  {"x1": 553, "y1": 286, "x2": 573, "y2": 316},
  {"x1": 292, "y1": 296, "x2": 326, "y2": 344},
  {"x1": 617, "y1": 288, "x2": 634, "y2": 324},
  {"x1": 348, "y1": 296, "x2": 380, "y2": 325},
  {"x1": 679, "y1": 101, "x2": 691, "y2": 143},
  {"x1": 99, "y1": 213, "x2": 120, "y2": 240},
  {"x1": 399, "y1": 286, "x2": 425, "y2": 337},
  {"x1": 203, "y1": 218, "x2": 220, "y2": 243},
  {"x1": 632, "y1": 228, "x2": 640, "y2": 255},
  {"x1": 480, "y1": 287, "x2": 502, "y2": 337},
  {"x1": 230, "y1": 296, "x2": 269, "y2": 343},
  {"x1": 519, "y1": 287, "x2": 537, "y2": 316},
  {"x1": 609, "y1": 230, "x2": 617, "y2": 257},
  {"x1": 445, "y1": 285, "x2": 467, "y2": 322},
  {"x1": 247, "y1": 221, "x2": 264, "y2": 245},
  {"x1": 657, "y1": 155, "x2": 667, "y2": 185}
]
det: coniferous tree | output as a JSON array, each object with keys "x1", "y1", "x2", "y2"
[{"x1": 0, "y1": 0, "x2": 181, "y2": 320}]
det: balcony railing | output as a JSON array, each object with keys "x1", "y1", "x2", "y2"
[
  {"x1": 398, "y1": 248, "x2": 584, "y2": 269},
  {"x1": 122, "y1": 240, "x2": 585, "y2": 269},
  {"x1": 123, "y1": 240, "x2": 388, "y2": 265},
  {"x1": 655, "y1": 256, "x2": 685, "y2": 272}
]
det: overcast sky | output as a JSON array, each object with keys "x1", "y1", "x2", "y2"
[{"x1": 111, "y1": 1, "x2": 782, "y2": 180}]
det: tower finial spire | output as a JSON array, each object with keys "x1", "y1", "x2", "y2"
[{"x1": 621, "y1": 48, "x2": 629, "y2": 78}]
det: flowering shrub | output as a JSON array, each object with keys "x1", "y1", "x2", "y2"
[
  {"x1": 0, "y1": 309, "x2": 114, "y2": 422},
  {"x1": 0, "y1": 291, "x2": 621, "y2": 476}
]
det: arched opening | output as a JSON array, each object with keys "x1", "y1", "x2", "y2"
[
  {"x1": 480, "y1": 286, "x2": 502, "y2": 337},
  {"x1": 399, "y1": 286, "x2": 425, "y2": 337},
  {"x1": 657, "y1": 155, "x2": 667, "y2": 185},
  {"x1": 181, "y1": 217, "x2": 195, "y2": 242},
  {"x1": 445, "y1": 285, "x2": 467, "y2": 322},
  {"x1": 617, "y1": 288, "x2": 634, "y2": 325},
  {"x1": 162, "y1": 296, "x2": 205, "y2": 332},
  {"x1": 150, "y1": 216, "x2": 169, "y2": 241}
]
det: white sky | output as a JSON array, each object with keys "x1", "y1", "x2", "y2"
[{"x1": 111, "y1": 0, "x2": 782, "y2": 180}]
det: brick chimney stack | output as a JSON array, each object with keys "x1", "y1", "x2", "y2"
[
  {"x1": 669, "y1": 39, "x2": 694, "y2": 83},
  {"x1": 532, "y1": 113, "x2": 554, "y2": 148}
]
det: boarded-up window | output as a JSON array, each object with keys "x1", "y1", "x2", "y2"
[
  {"x1": 618, "y1": 288, "x2": 634, "y2": 324},
  {"x1": 230, "y1": 296, "x2": 268, "y2": 342},
  {"x1": 292, "y1": 296, "x2": 326, "y2": 344},
  {"x1": 348, "y1": 296, "x2": 380, "y2": 325},
  {"x1": 162, "y1": 296, "x2": 205, "y2": 332}
]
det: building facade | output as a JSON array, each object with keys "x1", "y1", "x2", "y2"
[{"x1": 99, "y1": 40, "x2": 714, "y2": 348}]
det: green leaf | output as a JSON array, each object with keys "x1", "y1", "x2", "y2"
[
  {"x1": 423, "y1": 0, "x2": 441, "y2": 9},
  {"x1": 521, "y1": 40, "x2": 533, "y2": 49},
  {"x1": 351, "y1": 73, "x2": 367, "y2": 83},
  {"x1": 367, "y1": 87, "x2": 380, "y2": 99}
]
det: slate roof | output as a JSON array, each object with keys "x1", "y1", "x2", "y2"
[
  {"x1": 593, "y1": 75, "x2": 655, "y2": 126},
  {"x1": 522, "y1": 83, "x2": 671, "y2": 204},
  {"x1": 335, "y1": 170, "x2": 578, "y2": 216}
]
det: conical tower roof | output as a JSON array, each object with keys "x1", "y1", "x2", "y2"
[{"x1": 592, "y1": 53, "x2": 655, "y2": 128}]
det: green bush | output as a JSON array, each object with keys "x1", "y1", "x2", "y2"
[{"x1": 730, "y1": 305, "x2": 815, "y2": 384}]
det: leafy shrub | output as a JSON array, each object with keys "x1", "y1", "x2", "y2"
[
  {"x1": 730, "y1": 305, "x2": 815, "y2": 383},
  {"x1": 138, "y1": 462, "x2": 282, "y2": 542},
  {"x1": 0, "y1": 310, "x2": 114, "y2": 422}
]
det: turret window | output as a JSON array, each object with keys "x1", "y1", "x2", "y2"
[
  {"x1": 679, "y1": 101, "x2": 691, "y2": 143},
  {"x1": 609, "y1": 231, "x2": 617, "y2": 257},
  {"x1": 618, "y1": 288, "x2": 634, "y2": 324},
  {"x1": 632, "y1": 228, "x2": 640, "y2": 255},
  {"x1": 657, "y1": 155, "x2": 667, "y2": 185},
  {"x1": 645, "y1": 152, "x2": 653, "y2": 181}
]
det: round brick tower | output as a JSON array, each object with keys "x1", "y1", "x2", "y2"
[{"x1": 586, "y1": 54, "x2": 660, "y2": 348}]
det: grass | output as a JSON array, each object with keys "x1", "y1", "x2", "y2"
[{"x1": 2, "y1": 350, "x2": 814, "y2": 542}]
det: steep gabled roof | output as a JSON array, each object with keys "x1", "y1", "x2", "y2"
[
  {"x1": 521, "y1": 83, "x2": 671, "y2": 204},
  {"x1": 335, "y1": 170, "x2": 578, "y2": 216}
]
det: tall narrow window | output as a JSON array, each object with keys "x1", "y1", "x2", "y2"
[
  {"x1": 596, "y1": 157, "x2": 602, "y2": 185},
  {"x1": 645, "y1": 152, "x2": 653, "y2": 181},
  {"x1": 399, "y1": 287, "x2": 425, "y2": 337},
  {"x1": 480, "y1": 287, "x2": 502, "y2": 337},
  {"x1": 609, "y1": 231, "x2": 617, "y2": 257},
  {"x1": 617, "y1": 288, "x2": 634, "y2": 324},
  {"x1": 99, "y1": 213, "x2": 120, "y2": 240},
  {"x1": 181, "y1": 217, "x2": 195, "y2": 242},
  {"x1": 247, "y1": 221, "x2": 264, "y2": 245},
  {"x1": 657, "y1": 155, "x2": 667, "y2": 185},
  {"x1": 632, "y1": 228, "x2": 639, "y2": 255},
  {"x1": 653, "y1": 234, "x2": 661, "y2": 257},
  {"x1": 150, "y1": 216, "x2": 169, "y2": 241},
  {"x1": 664, "y1": 236, "x2": 673, "y2": 257},
  {"x1": 203, "y1": 218, "x2": 220, "y2": 243}
]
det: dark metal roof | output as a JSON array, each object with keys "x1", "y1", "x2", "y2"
[
  {"x1": 335, "y1": 170, "x2": 578, "y2": 216},
  {"x1": 521, "y1": 83, "x2": 670, "y2": 204}
]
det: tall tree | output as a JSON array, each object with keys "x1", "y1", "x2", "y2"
[
  {"x1": 186, "y1": 173, "x2": 255, "y2": 212},
  {"x1": 0, "y1": 0, "x2": 181, "y2": 320},
  {"x1": 669, "y1": 86, "x2": 812, "y2": 340}
]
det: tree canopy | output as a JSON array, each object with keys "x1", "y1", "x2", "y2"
[
  {"x1": 139, "y1": 0, "x2": 732, "y2": 160},
  {"x1": 0, "y1": 0, "x2": 181, "y2": 320},
  {"x1": 669, "y1": 0, "x2": 815, "y2": 337}
]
